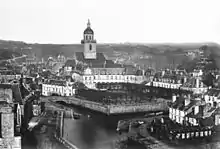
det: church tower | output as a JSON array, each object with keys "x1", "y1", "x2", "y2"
[{"x1": 81, "y1": 19, "x2": 97, "y2": 59}]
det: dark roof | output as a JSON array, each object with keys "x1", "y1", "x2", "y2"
[
  {"x1": 76, "y1": 52, "x2": 124, "y2": 69},
  {"x1": 172, "y1": 97, "x2": 185, "y2": 109},
  {"x1": 124, "y1": 65, "x2": 138, "y2": 75},
  {"x1": 44, "y1": 79, "x2": 66, "y2": 86},
  {"x1": 0, "y1": 70, "x2": 15, "y2": 75},
  {"x1": 64, "y1": 59, "x2": 76, "y2": 67},
  {"x1": 0, "y1": 83, "x2": 12, "y2": 89},
  {"x1": 75, "y1": 52, "x2": 106, "y2": 63},
  {"x1": 11, "y1": 84, "x2": 23, "y2": 104},
  {"x1": 84, "y1": 27, "x2": 94, "y2": 34},
  {"x1": 105, "y1": 60, "x2": 122, "y2": 68},
  {"x1": 205, "y1": 88, "x2": 220, "y2": 97},
  {"x1": 199, "y1": 117, "x2": 214, "y2": 127}
]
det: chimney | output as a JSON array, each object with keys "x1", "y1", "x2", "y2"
[
  {"x1": 194, "y1": 106, "x2": 199, "y2": 115},
  {"x1": 104, "y1": 60, "x2": 106, "y2": 68},
  {"x1": 184, "y1": 77, "x2": 187, "y2": 83},
  {"x1": 142, "y1": 69, "x2": 145, "y2": 76},
  {"x1": 200, "y1": 82, "x2": 203, "y2": 88},
  {"x1": 196, "y1": 78, "x2": 200, "y2": 88},
  {"x1": 161, "y1": 71, "x2": 165, "y2": 76},
  {"x1": 172, "y1": 94, "x2": 177, "y2": 103}
]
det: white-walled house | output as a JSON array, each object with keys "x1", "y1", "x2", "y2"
[
  {"x1": 152, "y1": 73, "x2": 184, "y2": 89},
  {"x1": 169, "y1": 95, "x2": 201, "y2": 126},
  {"x1": 82, "y1": 67, "x2": 146, "y2": 89},
  {"x1": 204, "y1": 88, "x2": 220, "y2": 107},
  {"x1": 191, "y1": 69, "x2": 203, "y2": 77},
  {"x1": 169, "y1": 95, "x2": 219, "y2": 126},
  {"x1": 42, "y1": 79, "x2": 75, "y2": 96}
]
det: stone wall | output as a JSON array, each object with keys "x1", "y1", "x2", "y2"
[
  {"x1": 45, "y1": 96, "x2": 168, "y2": 115},
  {"x1": 108, "y1": 103, "x2": 167, "y2": 114},
  {"x1": 66, "y1": 97, "x2": 168, "y2": 114}
]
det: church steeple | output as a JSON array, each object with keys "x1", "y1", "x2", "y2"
[{"x1": 81, "y1": 19, "x2": 97, "y2": 59}]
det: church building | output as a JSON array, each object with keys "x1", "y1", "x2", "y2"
[{"x1": 64, "y1": 20, "x2": 146, "y2": 89}]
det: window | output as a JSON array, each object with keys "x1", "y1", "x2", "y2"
[
  {"x1": 86, "y1": 35, "x2": 88, "y2": 40},
  {"x1": 89, "y1": 44, "x2": 92, "y2": 51}
]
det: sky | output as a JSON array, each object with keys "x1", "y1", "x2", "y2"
[{"x1": 0, "y1": 0, "x2": 220, "y2": 44}]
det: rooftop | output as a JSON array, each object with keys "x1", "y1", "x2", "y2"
[{"x1": 0, "y1": 83, "x2": 24, "y2": 104}]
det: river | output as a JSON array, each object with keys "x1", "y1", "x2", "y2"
[
  {"x1": 62, "y1": 104, "x2": 147, "y2": 149},
  {"x1": 60, "y1": 104, "x2": 220, "y2": 149}
]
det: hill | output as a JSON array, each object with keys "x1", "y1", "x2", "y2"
[{"x1": 0, "y1": 39, "x2": 220, "y2": 70}]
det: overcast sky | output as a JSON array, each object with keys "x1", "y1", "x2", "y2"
[{"x1": 0, "y1": 0, "x2": 220, "y2": 44}]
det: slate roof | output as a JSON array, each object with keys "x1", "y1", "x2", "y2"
[
  {"x1": 105, "y1": 60, "x2": 122, "y2": 68},
  {"x1": 75, "y1": 52, "x2": 106, "y2": 63},
  {"x1": 205, "y1": 88, "x2": 220, "y2": 97},
  {"x1": 64, "y1": 59, "x2": 76, "y2": 67},
  {"x1": 44, "y1": 79, "x2": 66, "y2": 86},
  {"x1": 0, "y1": 70, "x2": 15, "y2": 75},
  {"x1": 171, "y1": 97, "x2": 201, "y2": 112},
  {"x1": 0, "y1": 83, "x2": 11, "y2": 89},
  {"x1": 199, "y1": 117, "x2": 215, "y2": 127},
  {"x1": 76, "y1": 52, "x2": 126, "y2": 69},
  {"x1": 124, "y1": 65, "x2": 138, "y2": 75}
]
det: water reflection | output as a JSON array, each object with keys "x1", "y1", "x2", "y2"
[{"x1": 63, "y1": 105, "x2": 144, "y2": 149}]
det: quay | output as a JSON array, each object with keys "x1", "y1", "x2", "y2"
[{"x1": 41, "y1": 96, "x2": 169, "y2": 115}]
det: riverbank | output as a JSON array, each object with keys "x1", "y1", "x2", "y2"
[{"x1": 22, "y1": 107, "x2": 70, "y2": 149}]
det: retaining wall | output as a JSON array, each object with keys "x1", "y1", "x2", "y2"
[
  {"x1": 66, "y1": 97, "x2": 168, "y2": 115},
  {"x1": 42, "y1": 96, "x2": 168, "y2": 115}
]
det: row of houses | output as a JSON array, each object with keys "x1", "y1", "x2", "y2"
[
  {"x1": 150, "y1": 69, "x2": 209, "y2": 94},
  {"x1": 41, "y1": 79, "x2": 75, "y2": 96},
  {"x1": 169, "y1": 94, "x2": 220, "y2": 127}
]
